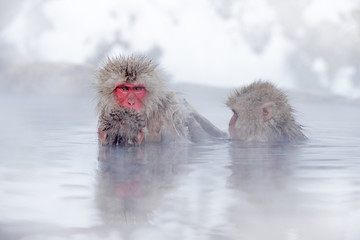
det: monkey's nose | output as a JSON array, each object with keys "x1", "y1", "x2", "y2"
[{"x1": 127, "y1": 95, "x2": 136, "y2": 105}]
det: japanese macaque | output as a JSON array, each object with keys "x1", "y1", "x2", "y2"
[
  {"x1": 95, "y1": 55, "x2": 226, "y2": 145},
  {"x1": 226, "y1": 81, "x2": 306, "y2": 143}
]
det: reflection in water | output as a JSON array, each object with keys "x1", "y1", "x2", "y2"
[
  {"x1": 96, "y1": 144, "x2": 189, "y2": 225},
  {"x1": 1, "y1": 93, "x2": 360, "y2": 240},
  {"x1": 227, "y1": 142, "x2": 360, "y2": 240},
  {"x1": 228, "y1": 143, "x2": 306, "y2": 239},
  {"x1": 228, "y1": 143, "x2": 296, "y2": 204}
]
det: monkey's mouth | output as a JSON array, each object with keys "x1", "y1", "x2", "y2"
[
  {"x1": 229, "y1": 110, "x2": 238, "y2": 125},
  {"x1": 229, "y1": 110, "x2": 238, "y2": 134}
]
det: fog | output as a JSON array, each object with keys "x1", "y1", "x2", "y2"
[
  {"x1": 0, "y1": 0, "x2": 360, "y2": 98},
  {"x1": 1, "y1": 1, "x2": 360, "y2": 240}
]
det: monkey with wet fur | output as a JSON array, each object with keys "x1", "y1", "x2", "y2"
[
  {"x1": 226, "y1": 81, "x2": 306, "y2": 143},
  {"x1": 95, "y1": 55, "x2": 227, "y2": 145}
]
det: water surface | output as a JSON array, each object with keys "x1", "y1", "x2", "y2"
[{"x1": 0, "y1": 90, "x2": 359, "y2": 240}]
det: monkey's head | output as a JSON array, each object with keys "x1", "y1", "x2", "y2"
[
  {"x1": 95, "y1": 55, "x2": 168, "y2": 145},
  {"x1": 95, "y1": 55, "x2": 167, "y2": 117},
  {"x1": 226, "y1": 81, "x2": 305, "y2": 142}
]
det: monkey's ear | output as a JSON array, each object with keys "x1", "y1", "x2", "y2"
[{"x1": 261, "y1": 102, "x2": 274, "y2": 121}]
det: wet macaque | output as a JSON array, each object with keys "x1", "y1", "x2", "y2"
[
  {"x1": 226, "y1": 81, "x2": 306, "y2": 143},
  {"x1": 95, "y1": 55, "x2": 226, "y2": 145}
]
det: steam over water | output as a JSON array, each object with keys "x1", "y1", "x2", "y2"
[
  {"x1": 1, "y1": 1, "x2": 359, "y2": 238},
  {"x1": 0, "y1": 85, "x2": 359, "y2": 240}
]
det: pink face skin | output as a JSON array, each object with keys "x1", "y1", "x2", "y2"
[{"x1": 114, "y1": 84, "x2": 147, "y2": 112}]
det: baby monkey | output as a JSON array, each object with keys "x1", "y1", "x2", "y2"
[{"x1": 226, "y1": 81, "x2": 306, "y2": 143}]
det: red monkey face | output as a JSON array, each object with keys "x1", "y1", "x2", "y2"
[{"x1": 114, "y1": 84, "x2": 147, "y2": 112}]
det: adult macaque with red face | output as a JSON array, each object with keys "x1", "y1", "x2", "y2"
[
  {"x1": 226, "y1": 81, "x2": 306, "y2": 143},
  {"x1": 95, "y1": 55, "x2": 226, "y2": 145}
]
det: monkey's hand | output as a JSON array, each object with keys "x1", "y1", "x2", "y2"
[{"x1": 99, "y1": 107, "x2": 145, "y2": 146}]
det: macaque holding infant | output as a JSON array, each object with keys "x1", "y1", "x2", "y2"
[
  {"x1": 95, "y1": 55, "x2": 306, "y2": 145},
  {"x1": 95, "y1": 55, "x2": 227, "y2": 145}
]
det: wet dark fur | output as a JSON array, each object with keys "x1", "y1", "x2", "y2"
[{"x1": 99, "y1": 107, "x2": 145, "y2": 145}]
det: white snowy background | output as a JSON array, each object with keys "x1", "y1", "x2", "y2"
[
  {"x1": 1, "y1": 2, "x2": 360, "y2": 239},
  {"x1": 0, "y1": 0, "x2": 359, "y2": 98}
]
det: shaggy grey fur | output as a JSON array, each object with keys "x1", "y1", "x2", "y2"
[
  {"x1": 226, "y1": 81, "x2": 306, "y2": 143},
  {"x1": 99, "y1": 107, "x2": 145, "y2": 145},
  {"x1": 95, "y1": 55, "x2": 227, "y2": 144}
]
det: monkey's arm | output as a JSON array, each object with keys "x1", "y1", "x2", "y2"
[
  {"x1": 143, "y1": 93, "x2": 227, "y2": 143},
  {"x1": 181, "y1": 99, "x2": 228, "y2": 142},
  {"x1": 98, "y1": 107, "x2": 145, "y2": 145},
  {"x1": 190, "y1": 111, "x2": 227, "y2": 137}
]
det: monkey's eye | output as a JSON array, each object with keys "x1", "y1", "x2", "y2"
[
  {"x1": 120, "y1": 86, "x2": 129, "y2": 91},
  {"x1": 134, "y1": 86, "x2": 144, "y2": 91}
]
